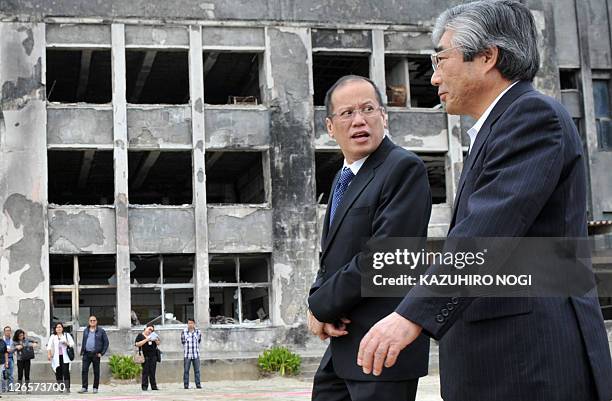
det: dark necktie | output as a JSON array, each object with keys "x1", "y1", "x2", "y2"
[{"x1": 330, "y1": 167, "x2": 355, "y2": 224}]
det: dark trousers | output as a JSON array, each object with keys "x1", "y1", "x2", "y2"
[
  {"x1": 183, "y1": 357, "x2": 201, "y2": 387},
  {"x1": 55, "y1": 355, "x2": 70, "y2": 384},
  {"x1": 17, "y1": 359, "x2": 31, "y2": 382},
  {"x1": 312, "y1": 355, "x2": 418, "y2": 401},
  {"x1": 141, "y1": 356, "x2": 157, "y2": 390},
  {"x1": 81, "y1": 352, "x2": 100, "y2": 389}
]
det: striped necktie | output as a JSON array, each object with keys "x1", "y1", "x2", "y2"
[{"x1": 330, "y1": 167, "x2": 355, "y2": 224}]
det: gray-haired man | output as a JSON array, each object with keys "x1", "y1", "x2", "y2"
[{"x1": 357, "y1": 1, "x2": 612, "y2": 401}]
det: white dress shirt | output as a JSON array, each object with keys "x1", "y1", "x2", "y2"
[{"x1": 343, "y1": 155, "x2": 369, "y2": 177}]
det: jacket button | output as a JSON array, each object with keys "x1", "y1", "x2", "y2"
[
  {"x1": 451, "y1": 297, "x2": 459, "y2": 305},
  {"x1": 446, "y1": 303, "x2": 454, "y2": 311},
  {"x1": 320, "y1": 264, "x2": 326, "y2": 273},
  {"x1": 441, "y1": 308, "x2": 449, "y2": 317},
  {"x1": 435, "y1": 314, "x2": 444, "y2": 323}
]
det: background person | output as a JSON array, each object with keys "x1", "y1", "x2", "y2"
[
  {"x1": 0, "y1": 333, "x2": 8, "y2": 396},
  {"x1": 12, "y1": 329, "x2": 38, "y2": 393},
  {"x1": 78, "y1": 315, "x2": 109, "y2": 394},
  {"x1": 46, "y1": 322, "x2": 74, "y2": 393},
  {"x1": 181, "y1": 318, "x2": 202, "y2": 389},
  {"x1": 1, "y1": 327, "x2": 13, "y2": 393},
  {"x1": 135, "y1": 324, "x2": 160, "y2": 391}
]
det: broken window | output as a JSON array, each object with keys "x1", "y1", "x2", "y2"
[
  {"x1": 79, "y1": 288, "x2": 117, "y2": 326},
  {"x1": 49, "y1": 254, "x2": 117, "y2": 327},
  {"x1": 48, "y1": 150, "x2": 114, "y2": 205},
  {"x1": 203, "y1": 52, "x2": 261, "y2": 105},
  {"x1": 205, "y1": 151, "x2": 266, "y2": 204},
  {"x1": 385, "y1": 55, "x2": 438, "y2": 108},
  {"x1": 593, "y1": 78, "x2": 611, "y2": 150},
  {"x1": 560, "y1": 69, "x2": 579, "y2": 90},
  {"x1": 209, "y1": 254, "x2": 270, "y2": 325},
  {"x1": 417, "y1": 153, "x2": 446, "y2": 204},
  {"x1": 313, "y1": 53, "x2": 370, "y2": 106},
  {"x1": 126, "y1": 50, "x2": 189, "y2": 104},
  {"x1": 130, "y1": 254, "x2": 194, "y2": 326},
  {"x1": 315, "y1": 151, "x2": 344, "y2": 204},
  {"x1": 128, "y1": 151, "x2": 192, "y2": 205},
  {"x1": 46, "y1": 49, "x2": 112, "y2": 103}
]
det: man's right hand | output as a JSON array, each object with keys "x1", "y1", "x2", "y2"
[{"x1": 307, "y1": 309, "x2": 326, "y2": 340}]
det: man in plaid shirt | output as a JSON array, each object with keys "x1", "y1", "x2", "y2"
[{"x1": 181, "y1": 318, "x2": 202, "y2": 389}]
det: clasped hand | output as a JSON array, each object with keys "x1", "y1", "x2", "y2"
[{"x1": 307, "y1": 309, "x2": 351, "y2": 340}]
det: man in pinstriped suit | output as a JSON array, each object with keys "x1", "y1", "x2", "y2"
[{"x1": 356, "y1": 1, "x2": 612, "y2": 401}]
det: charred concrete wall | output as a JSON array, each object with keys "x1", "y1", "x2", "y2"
[
  {"x1": 0, "y1": 0, "x2": 610, "y2": 359},
  {"x1": 0, "y1": 23, "x2": 49, "y2": 342}
]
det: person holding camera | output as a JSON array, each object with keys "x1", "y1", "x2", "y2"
[
  {"x1": 135, "y1": 324, "x2": 160, "y2": 391},
  {"x1": 12, "y1": 329, "x2": 38, "y2": 393}
]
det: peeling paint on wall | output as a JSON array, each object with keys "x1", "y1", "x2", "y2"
[
  {"x1": 16, "y1": 298, "x2": 45, "y2": 335},
  {"x1": 49, "y1": 210, "x2": 106, "y2": 251},
  {"x1": 2, "y1": 193, "x2": 44, "y2": 293},
  {"x1": 1, "y1": 57, "x2": 42, "y2": 110}
]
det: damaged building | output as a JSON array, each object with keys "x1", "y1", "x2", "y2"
[{"x1": 0, "y1": 0, "x2": 611, "y2": 379}]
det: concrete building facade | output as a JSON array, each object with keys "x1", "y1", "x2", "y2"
[{"x1": 0, "y1": 0, "x2": 610, "y2": 363}]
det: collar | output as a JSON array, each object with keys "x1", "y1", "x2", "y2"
[
  {"x1": 343, "y1": 155, "x2": 369, "y2": 176},
  {"x1": 467, "y1": 81, "x2": 519, "y2": 150}
]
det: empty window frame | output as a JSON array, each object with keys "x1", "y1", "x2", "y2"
[
  {"x1": 205, "y1": 151, "x2": 266, "y2": 204},
  {"x1": 126, "y1": 50, "x2": 189, "y2": 104},
  {"x1": 593, "y1": 75, "x2": 611, "y2": 151},
  {"x1": 417, "y1": 153, "x2": 446, "y2": 204},
  {"x1": 560, "y1": 69, "x2": 579, "y2": 90},
  {"x1": 315, "y1": 151, "x2": 344, "y2": 204},
  {"x1": 385, "y1": 55, "x2": 438, "y2": 108},
  {"x1": 313, "y1": 53, "x2": 370, "y2": 106},
  {"x1": 46, "y1": 49, "x2": 112, "y2": 103},
  {"x1": 49, "y1": 254, "x2": 117, "y2": 327},
  {"x1": 48, "y1": 150, "x2": 114, "y2": 205},
  {"x1": 203, "y1": 52, "x2": 262, "y2": 105},
  {"x1": 128, "y1": 151, "x2": 193, "y2": 205},
  {"x1": 596, "y1": 271, "x2": 612, "y2": 320},
  {"x1": 209, "y1": 254, "x2": 270, "y2": 325},
  {"x1": 130, "y1": 254, "x2": 194, "y2": 326}
]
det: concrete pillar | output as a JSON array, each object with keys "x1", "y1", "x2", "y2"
[
  {"x1": 0, "y1": 22, "x2": 50, "y2": 339},
  {"x1": 575, "y1": 0, "x2": 600, "y2": 219},
  {"x1": 370, "y1": 29, "x2": 387, "y2": 104},
  {"x1": 445, "y1": 114, "x2": 463, "y2": 205},
  {"x1": 264, "y1": 26, "x2": 318, "y2": 326},
  {"x1": 189, "y1": 25, "x2": 210, "y2": 326},
  {"x1": 111, "y1": 24, "x2": 131, "y2": 329}
]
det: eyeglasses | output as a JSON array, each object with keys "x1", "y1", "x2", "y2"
[
  {"x1": 329, "y1": 104, "x2": 382, "y2": 121},
  {"x1": 431, "y1": 46, "x2": 462, "y2": 71}
]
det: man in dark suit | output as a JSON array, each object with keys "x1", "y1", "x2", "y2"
[
  {"x1": 357, "y1": 2, "x2": 612, "y2": 401},
  {"x1": 307, "y1": 75, "x2": 432, "y2": 401}
]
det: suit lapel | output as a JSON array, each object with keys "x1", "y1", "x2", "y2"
[
  {"x1": 450, "y1": 81, "x2": 535, "y2": 228},
  {"x1": 321, "y1": 137, "x2": 395, "y2": 259}
]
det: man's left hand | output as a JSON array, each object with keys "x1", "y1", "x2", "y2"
[
  {"x1": 357, "y1": 312, "x2": 423, "y2": 376},
  {"x1": 96, "y1": 353, "x2": 101, "y2": 358}
]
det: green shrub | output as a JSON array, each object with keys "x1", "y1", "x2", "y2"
[
  {"x1": 258, "y1": 346, "x2": 301, "y2": 376},
  {"x1": 108, "y1": 354, "x2": 142, "y2": 380}
]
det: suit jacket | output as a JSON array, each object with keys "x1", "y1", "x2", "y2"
[
  {"x1": 396, "y1": 81, "x2": 612, "y2": 401},
  {"x1": 309, "y1": 136, "x2": 432, "y2": 381},
  {"x1": 80, "y1": 326, "x2": 109, "y2": 356}
]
